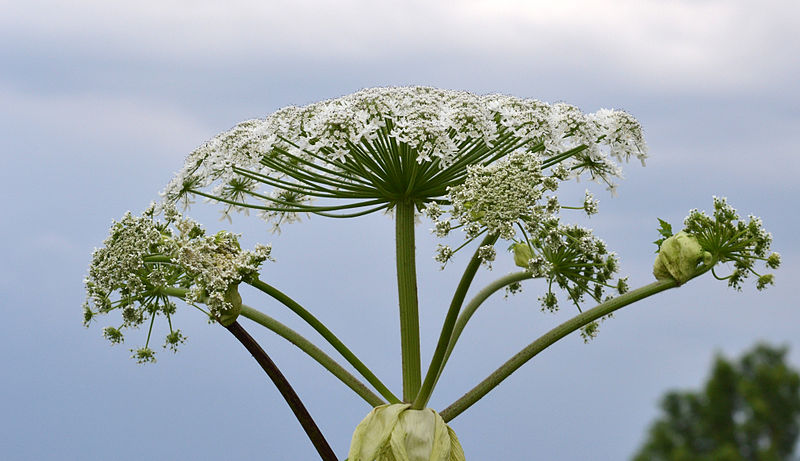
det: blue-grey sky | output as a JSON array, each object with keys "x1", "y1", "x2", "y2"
[{"x1": 1, "y1": 1, "x2": 799, "y2": 459}]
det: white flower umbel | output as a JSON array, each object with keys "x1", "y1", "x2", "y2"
[
  {"x1": 425, "y1": 148, "x2": 626, "y2": 315},
  {"x1": 83, "y1": 205, "x2": 272, "y2": 362},
  {"x1": 655, "y1": 197, "x2": 780, "y2": 290},
  {"x1": 161, "y1": 87, "x2": 646, "y2": 230},
  {"x1": 447, "y1": 151, "x2": 548, "y2": 240}
]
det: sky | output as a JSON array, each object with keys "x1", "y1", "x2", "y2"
[{"x1": 1, "y1": 0, "x2": 799, "y2": 459}]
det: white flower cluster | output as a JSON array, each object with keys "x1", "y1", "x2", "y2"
[
  {"x1": 161, "y1": 86, "x2": 647, "y2": 227},
  {"x1": 176, "y1": 229, "x2": 272, "y2": 315},
  {"x1": 681, "y1": 197, "x2": 779, "y2": 291},
  {"x1": 512, "y1": 218, "x2": 625, "y2": 313},
  {"x1": 418, "y1": 132, "x2": 628, "y2": 318},
  {"x1": 83, "y1": 205, "x2": 272, "y2": 362},
  {"x1": 445, "y1": 151, "x2": 554, "y2": 240},
  {"x1": 84, "y1": 209, "x2": 178, "y2": 318}
]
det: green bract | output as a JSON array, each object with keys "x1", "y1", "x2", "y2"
[
  {"x1": 349, "y1": 404, "x2": 464, "y2": 461},
  {"x1": 217, "y1": 284, "x2": 243, "y2": 326},
  {"x1": 653, "y1": 231, "x2": 706, "y2": 284}
]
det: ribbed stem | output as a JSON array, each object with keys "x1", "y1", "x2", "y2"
[
  {"x1": 440, "y1": 279, "x2": 680, "y2": 422},
  {"x1": 224, "y1": 321, "x2": 338, "y2": 461},
  {"x1": 396, "y1": 200, "x2": 421, "y2": 401},
  {"x1": 245, "y1": 277, "x2": 400, "y2": 404},
  {"x1": 412, "y1": 232, "x2": 499, "y2": 409}
]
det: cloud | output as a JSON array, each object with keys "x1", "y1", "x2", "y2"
[
  {"x1": 0, "y1": 85, "x2": 213, "y2": 156},
  {"x1": 2, "y1": 0, "x2": 798, "y2": 94}
]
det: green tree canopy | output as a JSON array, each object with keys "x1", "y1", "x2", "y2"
[{"x1": 633, "y1": 344, "x2": 800, "y2": 461}]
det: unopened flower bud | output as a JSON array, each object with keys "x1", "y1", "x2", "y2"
[
  {"x1": 512, "y1": 243, "x2": 533, "y2": 268},
  {"x1": 653, "y1": 231, "x2": 704, "y2": 284},
  {"x1": 767, "y1": 252, "x2": 781, "y2": 269},
  {"x1": 756, "y1": 274, "x2": 774, "y2": 290},
  {"x1": 348, "y1": 404, "x2": 465, "y2": 461}
]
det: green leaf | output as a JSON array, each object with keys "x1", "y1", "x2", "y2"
[{"x1": 653, "y1": 218, "x2": 673, "y2": 251}]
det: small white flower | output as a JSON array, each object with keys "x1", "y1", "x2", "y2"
[
  {"x1": 478, "y1": 245, "x2": 496, "y2": 268},
  {"x1": 583, "y1": 190, "x2": 599, "y2": 216},
  {"x1": 435, "y1": 244, "x2": 454, "y2": 268}
]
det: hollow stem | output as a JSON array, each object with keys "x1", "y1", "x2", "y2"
[
  {"x1": 396, "y1": 199, "x2": 421, "y2": 401},
  {"x1": 412, "y1": 232, "x2": 499, "y2": 409},
  {"x1": 245, "y1": 277, "x2": 400, "y2": 404},
  {"x1": 224, "y1": 320, "x2": 338, "y2": 461},
  {"x1": 440, "y1": 278, "x2": 682, "y2": 422}
]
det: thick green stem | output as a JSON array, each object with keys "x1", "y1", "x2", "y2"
[
  {"x1": 440, "y1": 271, "x2": 534, "y2": 380},
  {"x1": 396, "y1": 200, "x2": 421, "y2": 401},
  {"x1": 412, "y1": 232, "x2": 499, "y2": 409},
  {"x1": 439, "y1": 278, "x2": 680, "y2": 422},
  {"x1": 240, "y1": 305, "x2": 385, "y2": 407},
  {"x1": 245, "y1": 277, "x2": 400, "y2": 404},
  {"x1": 224, "y1": 321, "x2": 338, "y2": 461}
]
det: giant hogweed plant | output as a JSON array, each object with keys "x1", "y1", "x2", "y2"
[{"x1": 84, "y1": 87, "x2": 780, "y2": 460}]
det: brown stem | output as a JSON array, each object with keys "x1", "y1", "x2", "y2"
[{"x1": 224, "y1": 321, "x2": 338, "y2": 461}]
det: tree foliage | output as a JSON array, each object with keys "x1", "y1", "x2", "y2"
[{"x1": 634, "y1": 344, "x2": 800, "y2": 461}]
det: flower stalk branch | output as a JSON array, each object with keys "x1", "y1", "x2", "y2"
[
  {"x1": 160, "y1": 287, "x2": 386, "y2": 406},
  {"x1": 224, "y1": 320, "x2": 338, "y2": 461},
  {"x1": 413, "y1": 232, "x2": 499, "y2": 409},
  {"x1": 396, "y1": 199, "x2": 422, "y2": 401},
  {"x1": 440, "y1": 271, "x2": 535, "y2": 376},
  {"x1": 239, "y1": 304, "x2": 386, "y2": 407},
  {"x1": 438, "y1": 275, "x2": 705, "y2": 422},
  {"x1": 245, "y1": 277, "x2": 400, "y2": 404}
]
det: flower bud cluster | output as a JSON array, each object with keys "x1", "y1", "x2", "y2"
[
  {"x1": 446, "y1": 151, "x2": 548, "y2": 240},
  {"x1": 675, "y1": 197, "x2": 779, "y2": 290},
  {"x1": 83, "y1": 204, "x2": 272, "y2": 362}
]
